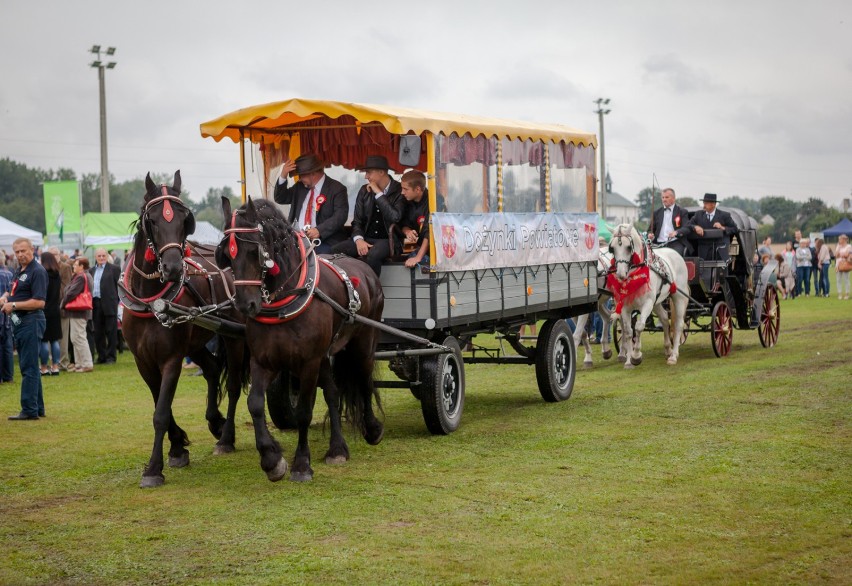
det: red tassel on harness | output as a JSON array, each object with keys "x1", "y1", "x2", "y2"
[
  {"x1": 268, "y1": 261, "x2": 280, "y2": 276},
  {"x1": 144, "y1": 247, "x2": 156, "y2": 263},
  {"x1": 631, "y1": 252, "x2": 642, "y2": 266},
  {"x1": 184, "y1": 244, "x2": 191, "y2": 258},
  {"x1": 350, "y1": 277, "x2": 360, "y2": 289}
]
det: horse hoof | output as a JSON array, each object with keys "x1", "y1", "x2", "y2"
[
  {"x1": 624, "y1": 362, "x2": 635, "y2": 370},
  {"x1": 266, "y1": 457, "x2": 289, "y2": 482},
  {"x1": 213, "y1": 444, "x2": 235, "y2": 455},
  {"x1": 168, "y1": 452, "x2": 190, "y2": 468},
  {"x1": 364, "y1": 423, "x2": 384, "y2": 446},
  {"x1": 583, "y1": 360, "x2": 593, "y2": 369},
  {"x1": 630, "y1": 355, "x2": 643, "y2": 366},
  {"x1": 667, "y1": 356, "x2": 678, "y2": 365},
  {"x1": 602, "y1": 349, "x2": 613, "y2": 360},
  {"x1": 139, "y1": 474, "x2": 165, "y2": 488},
  {"x1": 618, "y1": 355, "x2": 627, "y2": 363},
  {"x1": 325, "y1": 455, "x2": 348, "y2": 466},
  {"x1": 290, "y1": 470, "x2": 314, "y2": 482}
]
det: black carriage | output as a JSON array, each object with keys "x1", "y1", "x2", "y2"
[{"x1": 614, "y1": 207, "x2": 780, "y2": 357}]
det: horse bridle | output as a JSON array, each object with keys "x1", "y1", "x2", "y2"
[
  {"x1": 141, "y1": 185, "x2": 193, "y2": 282},
  {"x1": 609, "y1": 227, "x2": 646, "y2": 272},
  {"x1": 223, "y1": 211, "x2": 284, "y2": 303}
]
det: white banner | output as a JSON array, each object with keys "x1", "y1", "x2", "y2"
[{"x1": 431, "y1": 212, "x2": 599, "y2": 272}]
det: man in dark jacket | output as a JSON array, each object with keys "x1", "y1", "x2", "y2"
[
  {"x1": 687, "y1": 193, "x2": 738, "y2": 262},
  {"x1": 332, "y1": 155, "x2": 405, "y2": 276},
  {"x1": 90, "y1": 248, "x2": 121, "y2": 364},
  {"x1": 647, "y1": 187, "x2": 690, "y2": 256},
  {"x1": 273, "y1": 153, "x2": 349, "y2": 253}
]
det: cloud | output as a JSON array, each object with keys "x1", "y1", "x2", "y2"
[
  {"x1": 483, "y1": 65, "x2": 581, "y2": 102},
  {"x1": 642, "y1": 53, "x2": 723, "y2": 94}
]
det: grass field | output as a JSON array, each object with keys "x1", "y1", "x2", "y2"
[{"x1": 1, "y1": 294, "x2": 850, "y2": 585}]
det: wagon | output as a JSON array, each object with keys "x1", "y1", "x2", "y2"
[
  {"x1": 613, "y1": 207, "x2": 780, "y2": 357},
  {"x1": 199, "y1": 99, "x2": 602, "y2": 433}
]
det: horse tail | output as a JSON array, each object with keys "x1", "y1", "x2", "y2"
[
  {"x1": 332, "y1": 348, "x2": 382, "y2": 436},
  {"x1": 217, "y1": 335, "x2": 251, "y2": 405}
]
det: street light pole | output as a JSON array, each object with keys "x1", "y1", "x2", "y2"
[
  {"x1": 594, "y1": 98, "x2": 611, "y2": 221},
  {"x1": 89, "y1": 45, "x2": 116, "y2": 213}
]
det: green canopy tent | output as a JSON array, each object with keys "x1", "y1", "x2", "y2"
[
  {"x1": 598, "y1": 216, "x2": 615, "y2": 241},
  {"x1": 82, "y1": 212, "x2": 138, "y2": 251}
]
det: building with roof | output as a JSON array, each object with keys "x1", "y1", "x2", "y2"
[{"x1": 600, "y1": 172, "x2": 639, "y2": 226}]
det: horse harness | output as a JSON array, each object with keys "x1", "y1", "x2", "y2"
[
  {"x1": 140, "y1": 186, "x2": 194, "y2": 278},
  {"x1": 119, "y1": 185, "x2": 235, "y2": 327},
  {"x1": 222, "y1": 212, "x2": 362, "y2": 326},
  {"x1": 607, "y1": 227, "x2": 677, "y2": 310}
]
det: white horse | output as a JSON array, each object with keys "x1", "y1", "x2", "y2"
[
  {"x1": 572, "y1": 248, "x2": 625, "y2": 367},
  {"x1": 607, "y1": 224, "x2": 689, "y2": 367}
]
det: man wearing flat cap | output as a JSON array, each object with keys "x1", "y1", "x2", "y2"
[
  {"x1": 274, "y1": 153, "x2": 349, "y2": 253},
  {"x1": 687, "y1": 193, "x2": 738, "y2": 262},
  {"x1": 331, "y1": 155, "x2": 405, "y2": 276}
]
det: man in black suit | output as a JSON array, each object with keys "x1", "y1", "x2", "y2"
[
  {"x1": 647, "y1": 187, "x2": 691, "y2": 256},
  {"x1": 332, "y1": 155, "x2": 405, "y2": 276},
  {"x1": 273, "y1": 153, "x2": 349, "y2": 253},
  {"x1": 90, "y1": 248, "x2": 121, "y2": 364},
  {"x1": 687, "y1": 193, "x2": 738, "y2": 262}
]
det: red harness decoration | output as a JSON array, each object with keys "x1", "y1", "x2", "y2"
[
  {"x1": 161, "y1": 185, "x2": 174, "y2": 223},
  {"x1": 606, "y1": 265, "x2": 651, "y2": 315}
]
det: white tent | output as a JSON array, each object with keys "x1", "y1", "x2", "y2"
[
  {"x1": 0, "y1": 216, "x2": 44, "y2": 248},
  {"x1": 189, "y1": 221, "x2": 223, "y2": 245}
]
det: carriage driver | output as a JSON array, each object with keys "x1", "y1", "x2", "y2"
[
  {"x1": 688, "y1": 193, "x2": 738, "y2": 262},
  {"x1": 274, "y1": 153, "x2": 349, "y2": 253},
  {"x1": 647, "y1": 187, "x2": 690, "y2": 256}
]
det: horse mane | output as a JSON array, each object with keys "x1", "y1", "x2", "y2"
[{"x1": 245, "y1": 199, "x2": 301, "y2": 278}]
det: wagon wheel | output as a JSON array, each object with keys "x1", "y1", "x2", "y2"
[
  {"x1": 266, "y1": 372, "x2": 299, "y2": 430},
  {"x1": 711, "y1": 301, "x2": 733, "y2": 358},
  {"x1": 535, "y1": 319, "x2": 576, "y2": 402},
  {"x1": 419, "y1": 336, "x2": 465, "y2": 435},
  {"x1": 758, "y1": 286, "x2": 781, "y2": 348}
]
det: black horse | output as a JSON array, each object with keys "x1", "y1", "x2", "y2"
[
  {"x1": 122, "y1": 171, "x2": 248, "y2": 488},
  {"x1": 216, "y1": 197, "x2": 385, "y2": 482}
]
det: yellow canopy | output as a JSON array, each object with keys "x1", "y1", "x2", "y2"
[{"x1": 199, "y1": 98, "x2": 597, "y2": 147}]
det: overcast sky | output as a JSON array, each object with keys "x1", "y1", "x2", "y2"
[{"x1": 2, "y1": 0, "x2": 851, "y2": 213}]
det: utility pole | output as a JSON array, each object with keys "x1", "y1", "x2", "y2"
[
  {"x1": 594, "y1": 98, "x2": 611, "y2": 221},
  {"x1": 89, "y1": 45, "x2": 116, "y2": 213}
]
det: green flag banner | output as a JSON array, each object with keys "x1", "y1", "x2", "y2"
[{"x1": 43, "y1": 181, "x2": 82, "y2": 248}]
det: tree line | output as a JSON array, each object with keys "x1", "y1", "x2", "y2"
[
  {"x1": 634, "y1": 187, "x2": 850, "y2": 242},
  {"x1": 0, "y1": 158, "x2": 239, "y2": 233},
  {"x1": 2, "y1": 157, "x2": 847, "y2": 243}
]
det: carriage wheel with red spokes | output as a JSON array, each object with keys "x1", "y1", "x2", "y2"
[
  {"x1": 711, "y1": 301, "x2": 733, "y2": 358},
  {"x1": 758, "y1": 286, "x2": 781, "y2": 348}
]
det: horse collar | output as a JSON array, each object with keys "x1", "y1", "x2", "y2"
[{"x1": 253, "y1": 232, "x2": 319, "y2": 324}]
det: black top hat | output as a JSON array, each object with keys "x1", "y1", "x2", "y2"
[
  {"x1": 702, "y1": 193, "x2": 718, "y2": 203},
  {"x1": 290, "y1": 154, "x2": 324, "y2": 177},
  {"x1": 358, "y1": 155, "x2": 391, "y2": 172}
]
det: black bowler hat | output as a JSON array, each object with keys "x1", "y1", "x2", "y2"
[
  {"x1": 290, "y1": 154, "x2": 324, "y2": 177},
  {"x1": 358, "y1": 155, "x2": 391, "y2": 172},
  {"x1": 702, "y1": 193, "x2": 718, "y2": 203}
]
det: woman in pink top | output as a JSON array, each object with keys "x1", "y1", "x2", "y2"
[{"x1": 835, "y1": 234, "x2": 851, "y2": 300}]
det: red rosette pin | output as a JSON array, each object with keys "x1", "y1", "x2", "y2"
[
  {"x1": 315, "y1": 194, "x2": 327, "y2": 211},
  {"x1": 417, "y1": 215, "x2": 425, "y2": 227},
  {"x1": 674, "y1": 215, "x2": 681, "y2": 228}
]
